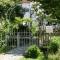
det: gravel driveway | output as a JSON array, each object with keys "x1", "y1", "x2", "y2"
[{"x1": 0, "y1": 47, "x2": 26, "y2": 60}]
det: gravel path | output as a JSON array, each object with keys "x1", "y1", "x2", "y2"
[
  {"x1": 0, "y1": 47, "x2": 26, "y2": 60},
  {"x1": 0, "y1": 54, "x2": 23, "y2": 60}
]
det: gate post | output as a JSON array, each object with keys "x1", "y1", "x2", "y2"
[{"x1": 17, "y1": 32, "x2": 20, "y2": 48}]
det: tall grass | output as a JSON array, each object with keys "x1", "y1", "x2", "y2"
[{"x1": 48, "y1": 49, "x2": 60, "y2": 60}]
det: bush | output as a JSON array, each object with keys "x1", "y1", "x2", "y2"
[
  {"x1": 49, "y1": 42, "x2": 59, "y2": 54},
  {"x1": 0, "y1": 44, "x2": 7, "y2": 53},
  {"x1": 24, "y1": 45, "x2": 44, "y2": 59},
  {"x1": 0, "y1": 44, "x2": 11, "y2": 53},
  {"x1": 52, "y1": 36, "x2": 60, "y2": 48}
]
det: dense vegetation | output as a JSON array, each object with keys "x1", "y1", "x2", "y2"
[
  {"x1": 24, "y1": 45, "x2": 44, "y2": 58},
  {"x1": 0, "y1": 0, "x2": 60, "y2": 60},
  {"x1": 21, "y1": 38, "x2": 60, "y2": 60},
  {"x1": 34, "y1": 0, "x2": 60, "y2": 23}
]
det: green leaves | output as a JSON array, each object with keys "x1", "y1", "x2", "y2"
[
  {"x1": 0, "y1": 21, "x2": 9, "y2": 33},
  {"x1": 31, "y1": 21, "x2": 39, "y2": 35},
  {"x1": 15, "y1": 17, "x2": 32, "y2": 24},
  {"x1": 40, "y1": 0, "x2": 60, "y2": 23},
  {"x1": 33, "y1": 0, "x2": 60, "y2": 23},
  {"x1": 45, "y1": 14, "x2": 58, "y2": 24}
]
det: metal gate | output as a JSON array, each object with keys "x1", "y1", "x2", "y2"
[
  {"x1": 0, "y1": 3, "x2": 51, "y2": 50},
  {"x1": 6, "y1": 24, "x2": 39, "y2": 49}
]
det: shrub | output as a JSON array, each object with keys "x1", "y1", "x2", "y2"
[
  {"x1": 49, "y1": 42, "x2": 59, "y2": 54},
  {"x1": 24, "y1": 45, "x2": 44, "y2": 59},
  {"x1": 0, "y1": 44, "x2": 11, "y2": 53},
  {"x1": 52, "y1": 36, "x2": 60, "y2": 48},
  {"x1": 0, "y1": 44, "x2": 7, "y2": 53}
]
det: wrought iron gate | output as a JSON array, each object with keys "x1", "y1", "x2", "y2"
[{"x1": 5, "y1": 24, "x2": 39, "y2": 49}]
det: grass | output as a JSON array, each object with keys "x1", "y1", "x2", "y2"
[
  {"x1": 48, "y1": 49, "x2": 60, "y2": 60},
  {"x1": 20, "y1": 56, "x2": 44, "y2": 60}
]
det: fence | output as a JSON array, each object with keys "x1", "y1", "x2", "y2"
[
  {"x1": 0, "y1": 28, "x2": 51, "y2": 50},
  {"x1": 0, "y1": 24, "x2": 55, "y2": 51}
]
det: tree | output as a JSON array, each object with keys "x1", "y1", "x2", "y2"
[
  {"x1": 0, "y1": 0, "x2": 26, "y2": 23},
  {"x1": 34, "y1": 0, "x2": 60, "y2": 23},
  {"x1": 0, "y1": 0, "x2": 15, "y2": 19}
]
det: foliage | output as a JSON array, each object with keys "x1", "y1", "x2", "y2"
[
  {"x1": 41, "y1": 0, "x2": 60, "y2": 19},
  {"x1": 31, "y1": 21, "x2": 39, "y2": 35},
  {"x1": 20, "y1": 56, "x2": 44, "y2": 60},
  {"x1": 49, "y1": 42, "x2": 59, "y2": 54},
  {"x1": 0, "y1": 0, "x2": 15, "y2": 19},
  {"x1": 0, "y1": 44, "x2": 7, "y2": 53},
  {"x1": 32, "y1": 1, "x2": 58, "y2": 25},
  {"x1": 24, "y1": 45, "x2": 44, "y2": 59},
  {"x1": 34, "y1": 0, "x2": 60, "y2": 23},
  {"x1": 45, "y1": 14, "x2": 58, "y2": 24},
  {"x1": 0, "y1": 20, "x2": 9, "y2": 33},
  {"x1": 0, "y1": 0, "x2": 23, "y2": 20},
  {"x1": 0, "y1": 17, "x2": 33, "y2": 53},
  {"x1": 0, "y1": 17, "x2": 32, "y2": 32},
  {"x1": 0, "y1": 44, "x2": 11, "y2": 53},
  {"x1": 21, "y1": 41, "x2": 60, "y2": 60},
  {"x1": 51, "y1": 36, "x2": 60, "y2": 48},
  {"x1": 40, "y1": 36, "x2": 60, "y2": 56},
  {"x1": 0, "y1": 32, "x2": 10, "y2": 53},
  {"x1": 48, "y1": 49, "x2": 60, "y2": 60},
  {"x1": 7, "y1": 4, "x2": 26, "y2": 22},
  {"x1": 10, "y1": 17, "x2": 32, "y2": 29},
  {"x1": 14, "y1": 17, "x2": 39, "y2": 35},
  {"x1": 15, "y1": 17, "x2": 32, "y2": 23}
]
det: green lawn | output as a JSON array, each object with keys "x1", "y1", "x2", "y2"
[
  {"x1": 48, "y1": 49, "x2": 60, "y2": 60},
  {"x1": 20, "y1": 56, "x2": 44, "y2": 60}
]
